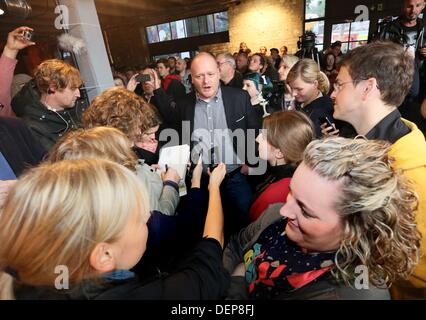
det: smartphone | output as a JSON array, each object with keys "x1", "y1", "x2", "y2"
[
  {"x1": 320, "y1": 116, "x2": 335, "y2": 128},
  {"x1": 209, "y1": 146, "x2": 219, "y2": 171},
  {"x1": 136, "y1": 74, "x2": 151, "y2": 83}
]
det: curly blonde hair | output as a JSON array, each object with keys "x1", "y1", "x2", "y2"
[
  {"x1": 303, "y1": 137, "x2": 421, "y2": 287},
  {"x1": 82, "y1": 87, "x2": 161, "y2": 142},
  {"x1": 34, "y1": 59, "x2": 83, "y2": 93},
  {"x1": 48, "y1": 127, "x2": 138, "y2": 171}
]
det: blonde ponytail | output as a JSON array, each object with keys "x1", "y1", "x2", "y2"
[
  {"x1": 318, "y1": 71, "x2": 330, "y2": 94},
  {"x1": 287, "y1": 59, "x2": 330, "y2": 94}
]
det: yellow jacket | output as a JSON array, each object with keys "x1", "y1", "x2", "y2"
[{"x1": 389, "y1": 119, "x2": 426, "y2": 299}]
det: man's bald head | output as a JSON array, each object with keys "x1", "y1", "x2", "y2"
[{"x1": 191, "y1": 52, "x2": 220, "y2": 100}]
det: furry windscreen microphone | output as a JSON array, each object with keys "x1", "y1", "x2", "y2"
[{"x1": 57, "y1": 33, "x2": 86, "y2": 55}]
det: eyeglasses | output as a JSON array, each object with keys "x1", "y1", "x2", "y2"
[{"x1": 333, "y1": 80, "x2": 356, "y2": 92}]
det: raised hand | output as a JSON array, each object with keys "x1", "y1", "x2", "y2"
[{"x1": 3, "y1": 26, "x2": 35, "y2": 59}]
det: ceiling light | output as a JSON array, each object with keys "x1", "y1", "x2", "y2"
[{"x1": 0, "y1": 0, "x2": 32, "y2": 19}]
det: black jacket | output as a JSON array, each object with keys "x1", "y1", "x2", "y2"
[
  {"x1": 154, "y1": 85, "x2": 260, "y2": 165},
  {"x1": 0, "y1": 116, "x2": 45, "y2": 176},
  {"x1": 11, "y1": 80, "x2": 83, "y2": 152},
  {"x1": 373, "y1": 16, "x2": 425, "y2": 97},
  {"x1": 14, "y1": 238, "x2": 230, "y2": 300}
]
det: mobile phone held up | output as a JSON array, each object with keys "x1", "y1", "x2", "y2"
[
  {"x1": 136, "y1": 74, "x2": 151, "y2": 83},
  {"x1": 319, "y1": 116, "x2": 335, "y2": 128}
]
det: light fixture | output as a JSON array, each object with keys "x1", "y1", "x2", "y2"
[{"x1": 0, "y1": 0, "x2": 32, "y2": 19}]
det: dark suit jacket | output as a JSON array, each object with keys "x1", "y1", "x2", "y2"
[{"x1": 154, "y1": 85, "x2": 260, "y2": 164}]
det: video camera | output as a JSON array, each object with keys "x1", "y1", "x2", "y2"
[
  {"x1": 296, "y1": 31, "x2": 321, "y2": 66},
  {"x1": 297, "y1": 31, "x2": 317, "y2": 51}
]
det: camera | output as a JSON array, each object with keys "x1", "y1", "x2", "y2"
[
  {"x1": 297, "y1": 31, "x2": 316, "y2": 50},
  {"x1": 21, "y1": 29, "x2": 33, "y2": 41},
  {"x1": 136, "y1": 74, "x2": 151, "y2": 83},
  {"x1": 263, "y1": 80, "x2": 285, "y2": 113}
]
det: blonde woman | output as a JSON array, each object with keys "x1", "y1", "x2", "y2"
[
  {"x1": 224, "y1": 137, "x2": 421, "y2": 300},
  {"x1": 287, "y1": 59, "x2": 333, "y2": 137},
  {"x1": 0, "y1": 159, "x2": 229, "y2": 299},
  {"x1": 48, "y1": 127, "x2": 180, "y2": 216}
]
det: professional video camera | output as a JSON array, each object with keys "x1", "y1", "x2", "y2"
[
  {"x1": 296, "y1": 31, "x2": 321, "y2": 65},
  {"x1": 263, "y1": 80, "x2": 286, "y2": 113}
]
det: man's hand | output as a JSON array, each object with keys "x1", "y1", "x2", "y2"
[
  {"x1": 3, "y1": 26, "x2": 35, "y2": 59},
  {"x1": 144, "y1": 68, "x2": 161, "y2": 90},
  {"x1": 126, "y1": 73, "x2": 140, "y2": 92},
  {"x1": 320, "y1": 122, "x2": 339, "y2": 137},
  {"x1": 420, "y1": 47, "x2": 426, "y2": 58}
]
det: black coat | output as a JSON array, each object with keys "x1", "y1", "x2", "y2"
[
  {"x1": 0, "y1": 116, "x2": 45, "y2": 176},
  {"x1": 154, "y1": 85, "x2": 260, "y2": 165},
  {"x1": 11, "y1": 80, "x2": 82, "y2": 152}
]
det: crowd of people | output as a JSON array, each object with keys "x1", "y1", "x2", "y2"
[{"x1": 1, "y1": 0, "x2": 426, "y2": 301}]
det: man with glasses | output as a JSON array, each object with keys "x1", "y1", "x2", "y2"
[
  {"x1": 216, "y1": 53, "x2": 243, "y2": 89},
  {"x1": 329, "y1": 41, "x2": 426, "y2": 299}
]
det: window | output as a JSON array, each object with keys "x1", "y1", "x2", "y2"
[
  {"x1": 157, "y1": 23, "x2": 172, "y2": 42},
  {"x1": 198, "y1": 16, "x2": 208, "y2": 35},
  {"x1": 304, "y1": 0, "x2": 326, "y2": 51},
  {"x1": 331, "y1": 21, "x2": 370, "y2": 53},
  {"x1": 214, "y1": 11, "x2": 228, "y2": 32},
  {"x1": 207, "y1": 15, "x2": 215, "y2": 34},
  {"x1": 185, "y1": 17, "x2": 200, "y2": 37},
  {"x1": 305, "y1": 0, "x2": 326, "y2": 20},
  {"x1": 171, "y1": 20, "x2": 186, "y2": 39},
  {"x1": 146, "y1": 26, "x2": 159, "y2": 43},
  {"x1": 146, "y1": 11, "x2": 229, "y2": 44},
  {"x1": 305, "y1": 20, "x2": 324, "y2": 51}
]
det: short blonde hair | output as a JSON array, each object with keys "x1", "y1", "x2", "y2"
[
  {"x1": 34, "y1": 59, "x2": 83, "y2": 93},
  {"x1": 281, "y1": 54, "x2": 299, "y2": 69},
  {"x1": 303, "y1": 137, "x2": 421, "y2": 286},
  {"x1": 263, "y1": 111, "x2": 314, "y2": 165},
  {"x1": 48, "y1": 127, "x2": 138, "y2": 171},
  {"x1": 82, "y1": 87, "x2": 161, "y2": 142},
  {"x1": 0, "y1": 159, "x2": 150, "y2": 298},
  {"x1": 287, "y1": 59, "x2": 330, "y2": 94}
]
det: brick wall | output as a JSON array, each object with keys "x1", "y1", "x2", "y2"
[{"x1": 200, "y1": 0, "x2": 304, "y2": 55}]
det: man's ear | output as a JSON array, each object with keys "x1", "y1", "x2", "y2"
[
  {"x1": 313, "y1": 79, "x2": 319, "y2": 89},
  {"x1": 89, "y1": 243, "x2": 116, "y2": 273},
  {"x1": 361, "y1": 78, "x2": 378, "y2": 100},
  {"x1": 47, "y1": 85, "x2": 56, "y2": 94}
]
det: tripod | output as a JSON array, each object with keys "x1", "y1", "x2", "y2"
[{"x1": 297, "y1": 46, "x2": 321, "y2": 67}]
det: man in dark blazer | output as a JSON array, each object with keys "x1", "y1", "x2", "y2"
[{"x1": 152, "y1": 52, "x2": 260, "y2": 235}]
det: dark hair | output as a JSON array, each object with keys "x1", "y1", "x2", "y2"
[
  {"x1": 340, "y1": 41, "x2": 414, "y2": 106},
  {"x1": 270, "y1": 48, "x2": 279, "y2": 54},
  {"x1": 156, "y1": 58, "x2": 170, "y2": 69},
  {"x1": 331, "y1": 41, "x2": 342, "y2": 48}
]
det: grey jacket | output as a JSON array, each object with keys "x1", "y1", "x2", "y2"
[
  {"x1": 223, "y1": 203, "x2": 391, "y2": 300},
  {"x1": 135, "y1": 162, "x2": 179, "y2": 215}
]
